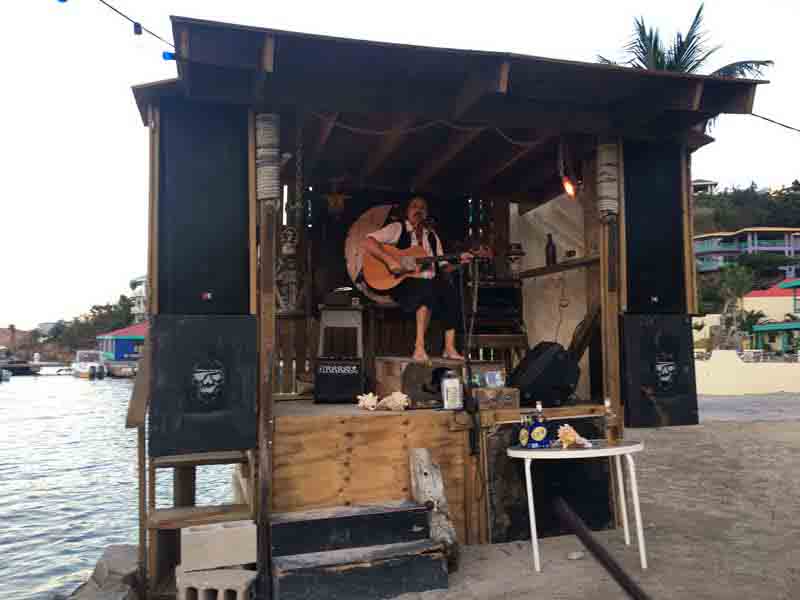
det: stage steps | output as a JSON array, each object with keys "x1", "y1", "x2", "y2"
[{"x1": 271, "y1": 502, "x2": 448, "y2": 600}]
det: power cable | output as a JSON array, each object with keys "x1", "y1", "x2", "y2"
[{"x1": 751, "y1": 113, "x2": 800, "y2": 135}]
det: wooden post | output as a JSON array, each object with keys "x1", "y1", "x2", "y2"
[
  {"x1": 596, "y1": 139, "x2": 624, "y2": 437},
  {"x1": 681, "y1": 146, "x2": 698, "y2": 314},
  {"x1": 137, "y1": 425, "x2": 147, "y2": 598},
  {"x1": 147, "y1": 105, "x2": 160, "y2": 316},
  {"x1": 249, "y1": 111, "x2": 258, "y2": 315},
  {"x1": 255, "y1": 112, "x2": 281, "y2": 600}
]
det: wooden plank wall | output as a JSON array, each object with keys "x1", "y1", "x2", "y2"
[
  {"x1": 274, "y1": 315, "x2": 316, "y2": 395},
  {"x1": 272, "y1": 412, "x2": 470, "y2": 542}
]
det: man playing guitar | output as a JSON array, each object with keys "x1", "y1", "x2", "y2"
[{"x1": 362, "y1": 196, "x2": 473, "y2": 362}]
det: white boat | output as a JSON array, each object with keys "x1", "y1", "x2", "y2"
[{"x1": 71, "y1": 350, "x2": 107, "y2": 380}]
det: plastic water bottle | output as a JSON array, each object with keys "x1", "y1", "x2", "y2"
[{"x1": 441, "y1": 370, "x2": 463, "y2": 410}]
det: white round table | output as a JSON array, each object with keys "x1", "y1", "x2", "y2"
[{"x1": 507, "y1": 440, "x2": 646, "y2": 573}]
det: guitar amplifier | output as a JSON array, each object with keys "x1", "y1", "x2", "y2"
[{"x1": 313, "y1": 357, "x2": 365, "y2": 404}]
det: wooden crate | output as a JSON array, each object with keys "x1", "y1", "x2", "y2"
[{"x1": 472, "y1": 387, "x2": 520, "y2": 410}]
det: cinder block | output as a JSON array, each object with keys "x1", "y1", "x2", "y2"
[
  {"x1": 176, "y1": 566, "x2": 256, "y2": 600},
  {"x1": 180, "y1": 519, "x2": 256, "y2": 572}
]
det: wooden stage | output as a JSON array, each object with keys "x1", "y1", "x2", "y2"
[{"x1": 272, "y1": 400, "x2": 605, "y2": 545}]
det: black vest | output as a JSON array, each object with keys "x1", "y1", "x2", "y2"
[
  {"x1": 397, "y1": 224, "x2": 438, "y2": 254},
  {"x1": 398, "y1": 224, "x2": 439, "y2": 275}
]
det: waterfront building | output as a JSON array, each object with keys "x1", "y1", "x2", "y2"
[
  {"x1": 694, "y1": 227, "x2": 800, "y2": 276},
  {"x1": 692, "y1": 179, "x2": 718, "y2": 195},
  {"x1": 96, "y1": 322, "x2": 147, "y2": 362},
  {"x1": 129, "y1": 275, "x2": 148, "y2": 323}
]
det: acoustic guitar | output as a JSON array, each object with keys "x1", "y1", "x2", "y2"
[{"x1": 362, "y1": 243, "x2": 491, "y2": 291}]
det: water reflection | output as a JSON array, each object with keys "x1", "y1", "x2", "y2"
[{"x1": 0, "y1": 374, "x2": 232, "y2": 600}]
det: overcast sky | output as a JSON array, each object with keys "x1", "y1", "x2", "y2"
[{"x1": 3, "y1": 0, "x2": 797, "y2": 330}]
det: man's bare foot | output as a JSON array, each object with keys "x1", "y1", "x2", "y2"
[
  {"x1": 442, "y1": 349, "x2": 465, "y2": 361},
  {"x1": 413, "y1": 347, "x2": 430, "y2": 362}
]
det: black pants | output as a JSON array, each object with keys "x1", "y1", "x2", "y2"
[{"x1": 389, "y1": 275, "x2": 462, "y2": 331}]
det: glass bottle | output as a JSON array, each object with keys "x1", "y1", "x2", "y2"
[
  {"x1": 605, "y1": 398, "x2": 621, "y2": 445},
  {"x1": 529, "y1": 401, "x2": 550, "y2": 448},
  {"x1": 545, "y1": 234, "x2": 557, "y2": 266}
]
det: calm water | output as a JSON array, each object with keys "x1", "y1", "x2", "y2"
[{"x1": 0, "y1": 372, "x2": 232, "y2": 600}]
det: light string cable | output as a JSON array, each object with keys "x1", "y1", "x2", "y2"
[
  {"x1": 751, "y1": 113, "x2": 800, "y2": 135},
  {"x1": 311, "y1": 112, "x2": 545, "y2": 148},
  {"x1": 59, "y1": 0, "x2": 175, "y2": 48}
]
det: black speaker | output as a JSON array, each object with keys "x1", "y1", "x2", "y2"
[
  {"x1": 509, "y1": 342, "x2": 580, "y2": 407},
  {"x1": 621, "y1": 314, "x2": 698, "y2": 428},
  {"x1": 158, "y1": 97, "x2": 250, "y2": 315},
  {"x1": 313, "y1": 358, "x2": 365, "y2": 403},
  {"x1": 623, "y1": 140, "x2": 686, "y2": 314},
  {"x1": 148, "y1": 315, "x2": 257, "y2": 457}
]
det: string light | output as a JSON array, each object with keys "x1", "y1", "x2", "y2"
[{"x1": 56, "y1": 0, "x2": 174, "y2": 49}]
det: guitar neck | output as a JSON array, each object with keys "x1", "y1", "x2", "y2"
[{"x1": 415, "y1": 253, "x2": 462, "y2": 265}]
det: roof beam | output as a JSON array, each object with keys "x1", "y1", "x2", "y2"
[
  {"x1": 305, "y1": 113, "x2": 338, "y2": 180},
  {"x1": 700, "y1": 82, "x2": 758, "y2": 114},
  {"x1": 412, "y1": 128, "x2": 484, "y2": 190},
  {"x1": 261, "y1": 34, "x2": 276, "y2": 73},
  {"x1": 177, "y1": 26, "x2": 191, "y2": 94},
  {"x1": 453, "y1": 60, "x2": 510, "y2": 119},
  {"x1": 359, "y1": 115, "x2": 416, "y2": 183},
  {"x1": 469, "y1": 135, "x2": 554, "y2": 189}
]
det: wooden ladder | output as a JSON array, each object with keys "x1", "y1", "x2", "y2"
[{"x1": 145, "y1": 450, "x2": 256, "y2": 598}]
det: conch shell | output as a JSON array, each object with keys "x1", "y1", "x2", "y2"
[{"x1": 557, "y1": 424, "x2": 593, "y2": 449}]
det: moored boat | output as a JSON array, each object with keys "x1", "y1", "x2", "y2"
[{"x1": 71, "y1": 350, "x2": 107, "y2": 380}]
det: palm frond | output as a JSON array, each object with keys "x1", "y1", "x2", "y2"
[
  {"x1": 711, "y1": 60, "x2": 774, "y2": 79},
  {"x1": 624, "y1": 16, "x2": 667, "y2": 70},
  {"x1": 667, "y1": 4, "x2": 718, "y2": 73},
  {"x1": 596, "y1": 55, "x2": 618, "y2": 65}
]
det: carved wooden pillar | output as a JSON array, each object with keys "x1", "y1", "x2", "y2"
[{"x1": 255, "y1": 112, "x2": 280, "y2": 600}]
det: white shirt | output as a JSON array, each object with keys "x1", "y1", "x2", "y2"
[{"x1": 368, "y1": 220, "x2": 445, "y2": 279}]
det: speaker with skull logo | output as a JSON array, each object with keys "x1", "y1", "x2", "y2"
[
  {"x1": 148, "y1": 315, "x2": 257, "y2": 457},
  {"x1": 621, "y1": 314, "x2": 698, "y2": 428}
]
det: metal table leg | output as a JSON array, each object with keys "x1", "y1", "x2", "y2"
[
  {"x1": 613, "y1": 455, "x2": 631, "y2": 545},
  {"x1": 624, "y1": 453, "x2": 648, "y2": 569},
  {"x1": 523, "y1": 458, "x2": 541, "y2": 572}
]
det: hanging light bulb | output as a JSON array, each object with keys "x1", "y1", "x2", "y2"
[
  {"x1": 558, "y1": 138, "x2": 579, "y2": 199},
  {"x1": 561, "y1": 175, "x2": 577, "y2": 199}
]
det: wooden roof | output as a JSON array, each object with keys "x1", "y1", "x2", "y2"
[{"x1": 132, "y1": 16, "x2": 765, "y2": 200}]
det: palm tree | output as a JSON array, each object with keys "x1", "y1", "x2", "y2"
[{"x1": 598, "y1": 4, "x2": 772, "y2": 78}]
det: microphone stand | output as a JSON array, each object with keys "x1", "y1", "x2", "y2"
[{"x1": 459, "y1": 259, "x2": 481, "y2": 456}]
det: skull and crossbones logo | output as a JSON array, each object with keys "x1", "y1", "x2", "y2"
[{"x1": 190, "y1": 360, "x2": 226, "y2": 412}]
